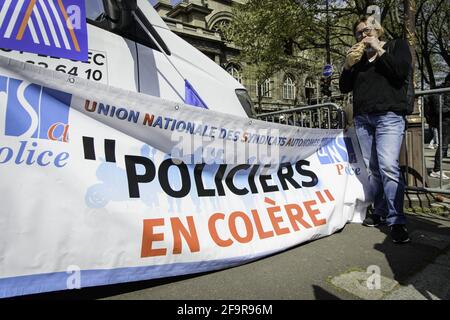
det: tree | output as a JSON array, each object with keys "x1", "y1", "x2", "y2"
[
  {"x1": 227, "y1": 0, "x2": 448, "y2": 103},
  {"x1": 415, "y1": 0, "x2": 450, "y2": 88},
  {"x1": 227, "y1": 0, "x2": 378, "y2": 88},
  {"x1": 226, "y1": 0, "x2": 321, "y2": 110}
]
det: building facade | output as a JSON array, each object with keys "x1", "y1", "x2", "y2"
[{"x1": 154, "y1": 0, "x2": 320, "y2": 114}]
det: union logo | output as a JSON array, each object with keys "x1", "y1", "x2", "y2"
[
  {"x1": 317, "y1": 137, "x2": 357, "y2": 164},
  {"x1": 0, "y1": 75, "x2": 71, "y2": 142}
]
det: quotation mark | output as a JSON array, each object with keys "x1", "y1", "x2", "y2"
[
  {"x1": 82, "y1": 136, "x2": 116, "y2": 163},
  {"x1": 315, "y1": 189, "x2": 335, "y2": 204}
]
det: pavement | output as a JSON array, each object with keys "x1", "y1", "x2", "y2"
[
  {"x1": 15, "y1": 145, "x2": 450, "y2": 301},
  {"x1": 424, "y1": 144, "x2": 450, "y2": 191}
]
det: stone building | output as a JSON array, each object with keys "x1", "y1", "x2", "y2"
[{"x1": 153, "y1": 0, "x2": 320, "y2": 114}]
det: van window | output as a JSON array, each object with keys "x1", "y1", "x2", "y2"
[
  {"x1": 86, "y1": 1, "x2": 104, "y2": 21},
  {"x1": 236, "y1": 89, "x2": 255, "y2": 118},
  {"x1": 85, "y1": 0, "x2": 168, "y2": 54}
]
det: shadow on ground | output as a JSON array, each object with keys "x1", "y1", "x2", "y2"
[{"x1": 371, "y1": 212, "x2": 450, "y2": 299}]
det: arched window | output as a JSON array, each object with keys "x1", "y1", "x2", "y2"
[
  {"x1": 305, "y1": 77, "x2": 315, "y2": 103},
  {"x1": 259, "y1": 78, "x2": 271, "y2": 98},
  {"x1": 305, "y1": 77, "x2": 315, "y2": 89},
  {"x1": 283, "y1": 75, "x2": 296, "y2": 100},
  {"x1": 226, "y1": 64, "x2": 243, "y2": 83},
  {"x1": 211, "y1": 19, "x2": 231, "y2": 41}
]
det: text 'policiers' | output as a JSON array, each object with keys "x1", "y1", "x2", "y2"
[{"x1": 125, "y1": 157, "x2": 318, "y2": 198}]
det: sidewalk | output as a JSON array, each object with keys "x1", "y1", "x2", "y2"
[{"x1": 424, "y1": 144, "x2": 450, "y2": 187}]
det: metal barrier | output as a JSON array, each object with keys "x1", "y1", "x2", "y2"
[
  {"x1": 256, "y1": 103, "x2": 346, "y2": 129},
  {"x1": 256, "y1": 91, "x2": 450, "y2": 198},
  {"x1": 408, "y1": 87, "x2": 450, "y2": 195}
]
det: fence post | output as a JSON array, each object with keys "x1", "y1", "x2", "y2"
[{"x1": 400, "y1": 106, "x2": 424, "y2": 188}]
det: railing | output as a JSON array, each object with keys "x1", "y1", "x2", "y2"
[
  {"x1": 256, "y1": 92, "x2": 450, "y2": 197},
  {"x1": 407, "y1": 87, "x2": 450, "y2": 195},
  {"x1": 256, "y1": 103, "x2": 346, "y2": 129},
  {"x1": 256, "y1": 91, "x2": 450, "y2": 198}
]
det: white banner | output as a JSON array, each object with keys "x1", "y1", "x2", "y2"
[{"x1": 0, "y1": 57, "x2": 371, "y2": 298}]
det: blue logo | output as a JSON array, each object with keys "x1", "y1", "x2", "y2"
[
  {"x1": 0, "y1": 0, "x2": 88, "y2": 61},
  {"x1": 317, "y1": 137, "x2": 356, "y2": 164},
  {"x1": 0, "y1": 75, "x2": 72, "y2": 142}
]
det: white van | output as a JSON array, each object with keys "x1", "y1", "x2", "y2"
[{"x1": 0, "y1": 0, "x2": 254, "y2": 117}]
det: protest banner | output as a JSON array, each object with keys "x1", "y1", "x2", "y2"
[{"x1": 0, "y1": 56, "x2": 370, "y2": 297}]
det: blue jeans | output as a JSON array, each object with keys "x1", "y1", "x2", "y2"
[
  {"x1": 430, "y1": 126, "x2": 439, "y2": 145},
  {"x1": 354, "y1": 112, "x2": 406, "y2": 226}
]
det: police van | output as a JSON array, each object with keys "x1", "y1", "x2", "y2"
[{"x1": 0, "y1": 0, "x2": 254, "y2": 118}]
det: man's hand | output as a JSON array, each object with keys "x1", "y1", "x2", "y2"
[
  {"x1": 362, "y1": 36, "x2": 386, "y2": 55},
  {"x1": 344, "y1": 42, "x2": 365, "y2": 70},
  {"x1": 362, "y1": 36, "x2": 382, "y2": 50}
]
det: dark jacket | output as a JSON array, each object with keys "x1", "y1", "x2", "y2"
[
  {"x1": 424, "y1": 93, "x2": 440, "y2": 127},
  {"x1": 339, "y1": 38, "x2": 412, "y2": 116}
]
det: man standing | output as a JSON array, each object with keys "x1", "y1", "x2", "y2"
[
  {"x1": 339, "y1": 16, "x2": 412, "y2": 243},
  {"x1": 424, "y1": 87, "x2": 439, "y2": 151}
]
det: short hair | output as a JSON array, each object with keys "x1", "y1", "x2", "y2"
[{"x1": 353, "y1": 15, "x2": 385, "y2": 38}]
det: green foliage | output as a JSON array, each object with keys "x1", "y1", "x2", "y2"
[
  {"x1": 226, "y1": 0, "x2": 319, "y2": 82},
  {"x1": 226, "y1": 0, "x2": 373, "y2": 82},
  {"x1": 226, "y1": 0, "x2": 449, "y2": 92}
]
